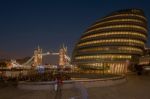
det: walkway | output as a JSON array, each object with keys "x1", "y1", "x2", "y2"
[
  {"x1": 88, "y1": 74, "x2": 150, "y2": 99},
  {"x1": 0, "y1": 74, "x2": 150, "y2": 99}
]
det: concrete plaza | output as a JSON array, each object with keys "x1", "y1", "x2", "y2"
[
  {"x1": 0, "y1": 74, "x2": 150, "y2": 99},
  {"x1": 88, "y1": 74, "x2": 150, "y2": 99}
]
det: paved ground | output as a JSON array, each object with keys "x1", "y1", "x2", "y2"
[
  {"x1": 88, "y1": 74, "x2": 150, "y2": 99},
  {"x1": 0, "y1": 85, "x2": 80, "y2": 99},
  {"x1": 0, "y1": 74, "x2": 150, "y2": 99}
]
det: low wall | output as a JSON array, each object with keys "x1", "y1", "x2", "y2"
[
  {"x1": 74, "y1": 76, "x2": 126, "y2": 88},
  {"x1": 18, "y1": 76, "x2": 126, "y2": 90}
]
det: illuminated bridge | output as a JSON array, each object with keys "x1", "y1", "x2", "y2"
[{"x1": 9, "y1": 45, "x2": 71, "y2": 69}]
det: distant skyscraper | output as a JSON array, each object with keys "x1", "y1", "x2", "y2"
[{"x1": 72, "y1": 9, "x2": 148, "y2": 74}]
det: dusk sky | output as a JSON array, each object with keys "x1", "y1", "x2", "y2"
[{"x1": 0, "y1": 0, "x2": 150, "y2": 63}]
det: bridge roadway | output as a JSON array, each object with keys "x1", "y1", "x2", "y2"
[{"x1": 0, "y1": 74, "x2": 150, "y2": 99}]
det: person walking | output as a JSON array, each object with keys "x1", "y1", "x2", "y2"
[{"x1": 54, "y1": 74, "x2": 63, "y2": 99}]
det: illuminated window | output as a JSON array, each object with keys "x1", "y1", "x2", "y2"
[
  {"x1": 89, "y1": 19, "x2": 145, "y2": 28},
  {"x1": 81, "y1": 31, "x2": 146, "y2": 40},
  {"x1": 79, "y1": 46, "x2": 143, "y2": 54},
  {"x1": 85, "y1": 25, "x2": 147, "y2": 34},
  {"x1": 101, "y1": 14, "x2": 147, "y2": 21},
  {"x1": 75, "y1": 54, "x2": 132, "y2": 60},
  {"x1": 78, "y1": 39, "x2": 144, "y2": 47}
]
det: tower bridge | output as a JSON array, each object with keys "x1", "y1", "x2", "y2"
[{"x1": 10, "y1": 45, "x2": 71, "y2": 69}]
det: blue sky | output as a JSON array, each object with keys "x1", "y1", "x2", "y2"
[{"x1": 0, "y1": 0, "x2": 150, "y2": 63}]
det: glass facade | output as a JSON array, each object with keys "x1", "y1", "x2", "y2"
[
  {"x1": 139, "y1": 48, "x2": 150, "y2": 65},
  {"x1": 72, "y1": 9, "x2": 148, "y2": 74}
]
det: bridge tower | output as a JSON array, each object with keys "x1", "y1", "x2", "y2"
[
  {"x1": 33, "y1": 46, "x2": 43, "y2": 66},
  {"x1": 59, "y1": 45, "x2": 68, "y2": 68}
]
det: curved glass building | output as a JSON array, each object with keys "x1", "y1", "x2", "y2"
[{"x1": 72, "y1": 9, "x2": 148, "y2": 74}]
